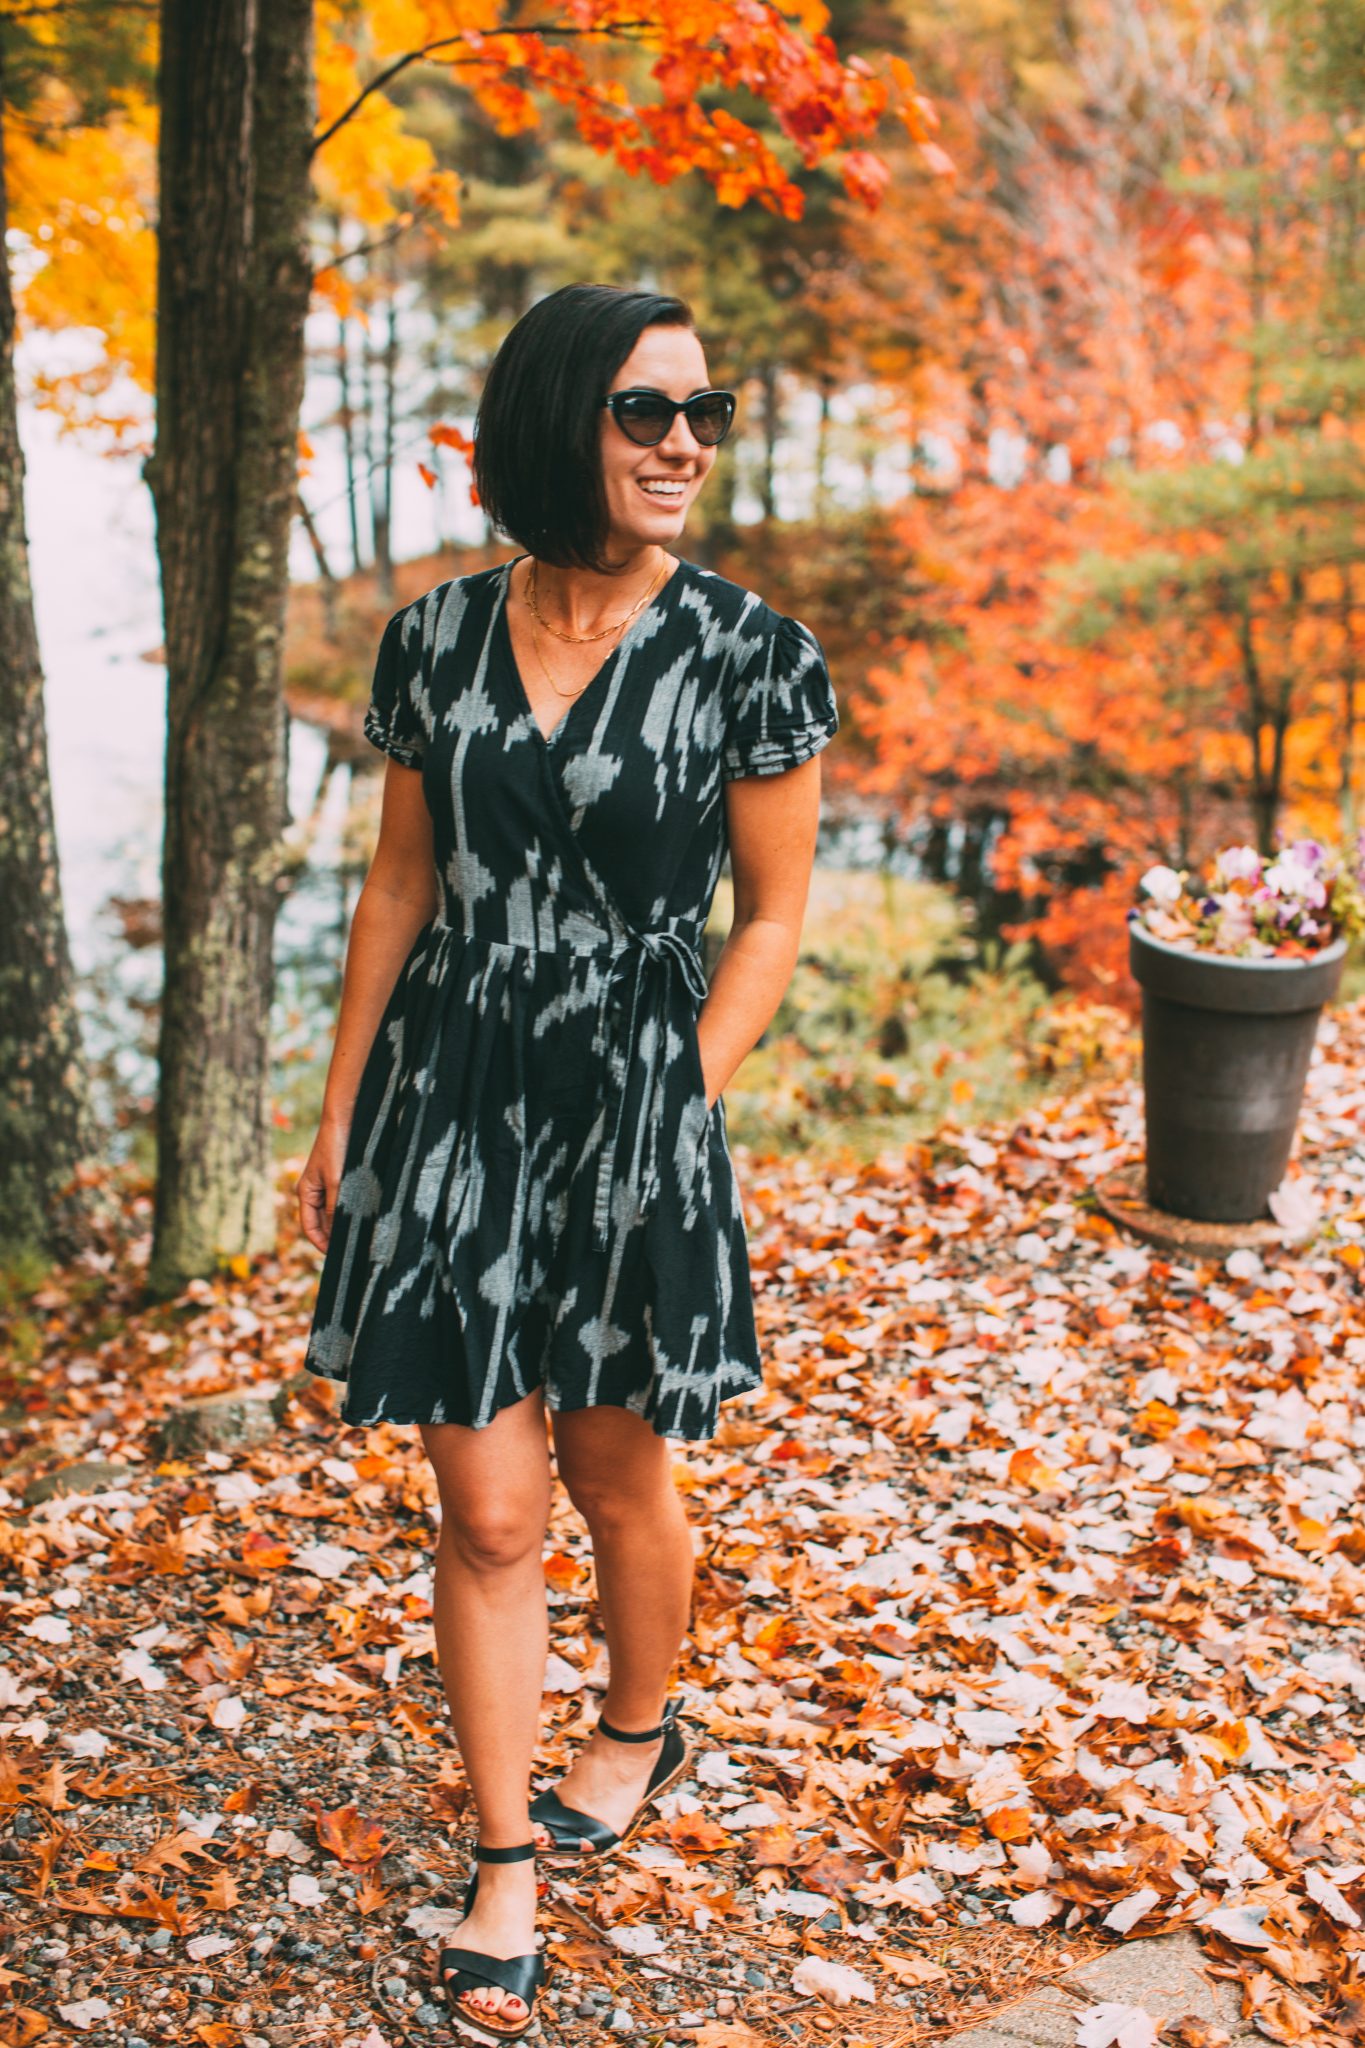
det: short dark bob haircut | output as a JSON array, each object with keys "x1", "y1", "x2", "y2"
[{"x1": 473, "y1": 283, "x2": 697, "y2": 574}]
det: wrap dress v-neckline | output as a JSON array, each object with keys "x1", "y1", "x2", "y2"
[
  {"x1": 304, "y1": 553, "x2": 839, "y2": 1441},
  {"x1": 496, "y1": 553, "x2": 684, "y2": 749}
]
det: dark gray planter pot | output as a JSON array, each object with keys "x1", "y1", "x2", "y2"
[{"x1": 1128, "y1": 921, "x2": 1346, "y2": 1223}]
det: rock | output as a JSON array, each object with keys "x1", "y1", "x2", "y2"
[
  {"x1": 156, "y1": 1394, "x2": 276, "y2": 1456},
  {"x1": 609, "y1": 2012, "x2": 635, "y2": 2035},
  {"x1": 948, "y1": 1930, "x2": 1258, "y2": 2048},
  {"x1": 22, "y1": 1460, "x2": 137, "y2": 1505},
  {"x1": 146, "y1": 1929, "x2": 172, "y2": 1951},
  {"x1": 270, "y1": 1369, "x2": 321, "y2": 1422},
  {"x1": 414, "y1": 2006, "x2": 444, "y2": 2028}
]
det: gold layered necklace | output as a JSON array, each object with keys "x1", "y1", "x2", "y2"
[
  {"x1": 527, "y1": 554, "x2": 666, "y2": 644},
  {"x1": 525, "y1": 555, "x2": 669, "y2": 700}
]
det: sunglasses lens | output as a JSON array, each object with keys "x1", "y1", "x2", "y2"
[
  {"x1": 687, "y1": 395, "x2": 733, "y2": 445},
  {"x1": 614, "y1": 395, "x2": 672, "y2": 445}
]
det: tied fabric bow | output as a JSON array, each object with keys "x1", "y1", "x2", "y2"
[{"x1": 591, "y1": 925, "x2": 710, "y2": 1246}]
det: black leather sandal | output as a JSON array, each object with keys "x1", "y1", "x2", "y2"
[
  {"x1": 438, "y1": 1842, "x2": 546, "y2": 2043},
  {"x1": 529, "y1": 1697, "x2": 692, "y2": 1864}
]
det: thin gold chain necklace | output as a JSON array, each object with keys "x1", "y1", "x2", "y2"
[
  {"x1": 526, "y1": 554, "x2": 666, "y2": 645},
  {"x1": 528, "y1": 607, "x2": 600, "y2": 702},
  {"x1": 525, "y1": 558, "x2": 669, "y2": 701}
]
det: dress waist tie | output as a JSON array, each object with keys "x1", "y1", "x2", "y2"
[{"x1": 591, "y1": 927, "x2": 709, "y2": 1248}]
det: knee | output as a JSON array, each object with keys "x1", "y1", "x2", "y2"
[
  {"x1": 440, "y1": 1503, "x2": 542, "y2": 1573},
  {"x1": 564, "y1": 1470, "x2": 673, "y2": 1540}
]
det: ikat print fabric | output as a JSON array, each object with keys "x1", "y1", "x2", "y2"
[{"x1": 303, "y1": 553, "x2": 838, "y2": 1441}]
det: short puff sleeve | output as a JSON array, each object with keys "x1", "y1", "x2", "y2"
[
  {"x1": 363, "y1": 605, "x2": 430, "y2": 768},
  {"x1": 721, "y1": 608, "x2": 838, "y2": 782}
]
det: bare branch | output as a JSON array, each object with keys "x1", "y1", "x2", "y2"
[{"x1": 310, "y1": 21, "x2": 656, "y2": 157}]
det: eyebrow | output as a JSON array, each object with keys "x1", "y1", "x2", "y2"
[{"x1": 614, "y1": 384, "x2": 714, "y2": 399}]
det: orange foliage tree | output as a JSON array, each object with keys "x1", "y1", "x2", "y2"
[{"x1": 807, "y1": 0, "x2": 1365, "y2": 997}]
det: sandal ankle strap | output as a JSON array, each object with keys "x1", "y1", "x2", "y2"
[
  {"x1": 475, "y1": 1840, "x2": 537, "y2": 1863},
  {"x1": 598, "y1": 1698, "x2": 678, "y2": 1744}
]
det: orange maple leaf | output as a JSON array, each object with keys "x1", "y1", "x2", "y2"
[
  {"x1": 666, "y1": 1813, "x2": 733, "y2": 1860},
  {"x1": 309, "y1": 1800, "x2": 388, "y2": 1869}
]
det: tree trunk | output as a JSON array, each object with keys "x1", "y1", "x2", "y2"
[
  {"x1": 146, "y1": 0, "x2": 314, "y2": 1294},
  {"x1": 814, "y1": 376, "x2": 831, "y2": 521},
  {"x1": 758, "y1": 363, "x2": 779, "y2": 524},
  {"x1": 333, "y1": 222, "x2": 364, "y2": 575},
  {"x1": 0, "y1": 54, "x2": 98, "y2": 1260},
  {"x1": 297, "y1": 490, "x2": 341, "y2": 641},
  {"x1": 371, "y1": 269, "x2": 398, "y2": 608}
]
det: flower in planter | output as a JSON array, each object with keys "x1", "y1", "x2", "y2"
[{"x1": 1130, "y1": 832, "x2": 1365, "y2": 959}]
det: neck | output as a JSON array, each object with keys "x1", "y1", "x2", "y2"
[{"x1": 530, "y1": 544, "x2": 667, "y2": 633}]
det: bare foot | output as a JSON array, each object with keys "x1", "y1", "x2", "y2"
[
  {"x1": 443, "y1": 1855, "x2": 538, "y2": 2031},
  {"x1": 532, "y1": 1721, "x2": 667, "y2": 1853}
]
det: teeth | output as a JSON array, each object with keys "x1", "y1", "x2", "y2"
[{"x1": 640, "y1": 480, "x2": 686, "y2": 496}]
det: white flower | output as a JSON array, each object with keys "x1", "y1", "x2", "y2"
[
  {"x1": 1213, "y1": 895, "x2": 1256, "y2": 947},
  {"x1": 1263, "y1": 850, "x2": 1327, "y2": 908},
  {"x1": 1213, "y1": 843, "x2": 1262, "y2": 885},
  {"x1": 1139, "y1": 864, "x2": 1184, "y2": 906}
]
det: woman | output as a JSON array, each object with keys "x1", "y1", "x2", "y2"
[{"x1": 297, "y1": 283, "x2": 836, "y2": 2041}]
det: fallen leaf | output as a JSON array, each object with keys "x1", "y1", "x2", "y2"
[
  {"x1": 665, "y1": 1813, "x2": 733, "y2": 1860},
  {"x1": 0, "y1": 2012, "x2": 51, "y2": 2046},
  {"x1": 1074, "y1": 2003, "x2": 1160, "y2": 2048},
  {"x1": 791, "y1": 1956, "x2": 876, "y2": 2006},
  {"x1": 881, "y1": 1949, "x2": 950, "y2": 1985},
  {"x1": 1304, "y1": 1866, "x2": 1362, "y2": 1929},
  {"x1": 55, "y1": 2005, "x2": 111, "y2": 2034},
  {"x1": 309, "y1": 1800, "x2": 388, "y2": 1869},
  {"x1": 392, "y1": 1697, "x2": 442, "y2": 1744}
]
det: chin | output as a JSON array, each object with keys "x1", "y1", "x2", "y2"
[{"x1": 615, "y1": 518, "x2": 687, "y2": 553}]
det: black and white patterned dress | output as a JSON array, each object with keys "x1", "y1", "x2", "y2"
[{"x1": 303, "y1": 554, "x2": 837, "y2": 1441}]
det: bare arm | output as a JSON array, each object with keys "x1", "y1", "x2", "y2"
[
  {"x1": 297, "y1": 760, "x2": 439, "y2": 1249},
  {"x1": 696, "y1": 754, "x2": 822, "y2": 1110}
]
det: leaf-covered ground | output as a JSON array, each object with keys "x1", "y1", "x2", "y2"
[{"x1": 3, "y1": 1000, "x2": 1364, "y2": 2048}]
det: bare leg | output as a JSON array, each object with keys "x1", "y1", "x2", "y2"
[
  {"x1": 532, "y1": 1406, "x2": 694, "y2": 1851},
  {"x1": 420, "y1": 1393, "x2": 551, "y2": 2028}
]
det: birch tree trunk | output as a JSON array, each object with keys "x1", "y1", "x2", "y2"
[
  {"x1": 0, "y1": 51, "x2": 98, "y2": 1259},
  {"x1": 146, "y1": 0, "x2": 314, "y2": 1294}
]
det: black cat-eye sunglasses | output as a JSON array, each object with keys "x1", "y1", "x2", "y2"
[{"x1": 602, "y1": 386, "x2": 737, "y2": 448}]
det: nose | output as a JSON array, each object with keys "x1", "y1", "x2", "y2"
[{"x1": 655, "y1": 411, "x2": 706, "y2": 459}]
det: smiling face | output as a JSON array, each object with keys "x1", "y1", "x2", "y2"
[{"x1": 599, "y1": 323, "x2": 718, "y2": 559}]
